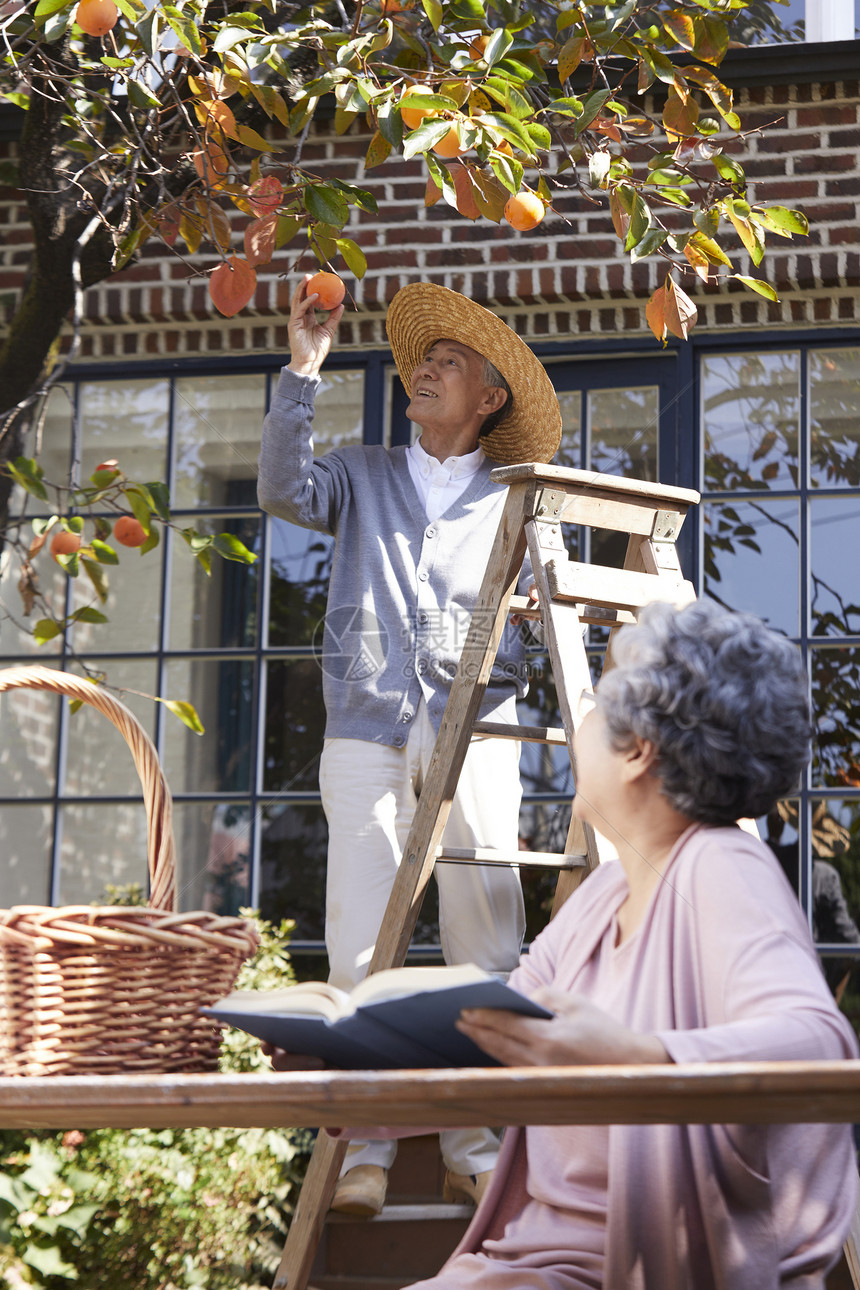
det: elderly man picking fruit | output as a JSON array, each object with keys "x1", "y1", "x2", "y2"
[{"x1": 257, "y1": 276, "x2": 561, "y2": 1219}]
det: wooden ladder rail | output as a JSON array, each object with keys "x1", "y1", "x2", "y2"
[{"x1": 273, "y1": 464, "x2": 700, "y2": 1290}]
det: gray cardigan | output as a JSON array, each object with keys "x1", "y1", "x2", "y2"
[{"x1": 257, "y1": 367, "x2": 528, "y2": 747}]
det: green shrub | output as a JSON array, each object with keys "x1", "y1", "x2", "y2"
[{"x1": 0, "y1": 913, "x2": 312, "y2": 1289}]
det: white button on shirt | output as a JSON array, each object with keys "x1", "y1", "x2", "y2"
[
  {"x1": 407, "y1": 438, "x2": 485, "y2": 522},
  {"x1": 407, "y1": 438, "x2": 485, "y2": 707}
]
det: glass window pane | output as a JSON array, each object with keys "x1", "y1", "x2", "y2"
[
  {"x1": 702, "y1": 498, "x2": 799, "y2": 634},
  {"x1": 811, "y1": 646, "x2": 860, "y2": 789},
  {"x1": 61, "y1": 661, "x2": 158, "y2": 797},
  {"x1": 809, "y1": 348, "x2": 860, "y2": 489},
  {"x1": 810, "y1": 497, "x2": 860, "y2": 636},
  {"x1": 70, "y1": 534, "x2": 162, "y2": 653},
  {"x1": 809, "y1": 799, "x2": 860, "y2": 1011},
  {"x1": 79, "y1": 380, "x2": 169, "y2": 483},
  {"x1": 0, "y1": 530, "x2": 73, "y2": 657},
  {"x1": 169, "y1": 515, "x2": 260, "y2": 650},
  {"x1": 554, "y1": 389, "x2": 582, "y2": 470},
  {"x1": 57, "y1": 802, "x2": 148, "y2": 905},
  {"x1": 173, "y1": 375, "x2": 266, "y2": 509},
  {"x1": 268, "y1": 520, "x2": 334, "y2": 649},
  {"x1": 312, "y1": 371, "x2": 365, "y2": 453},
  {"x1": 0, "y1": 804, "x2": 52, "y2": 905},
  {"x1": 163, "y1": 658, "x2": 255, "y2": 794},
  {"x1": 259, "y1": 800, "x2": 328, "y2": 942},
  {"x1": 588, "y1": 386, "x2": 659, "y2": 481},
  {"x1": 761, "y1": 799, "x2": 802, "y2": 900},
  {"x1": 173, "y1": 801, "x2": 251, "y2": 916},
  {"x1": 702, "y1": 353, "x2": 800, "y2": 491},
  {"x1": 263, "y1": 658, "x2": 326, "y2": 794},
  {"x1": 6, "y1": 386, "x2": 75, "y2": 518},
  {"x1": 0, "y1": 676, "x2": 59, "y2": 797}
]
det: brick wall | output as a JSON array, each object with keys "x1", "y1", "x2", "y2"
[{"x1": 2, "y1": 71, "x2": 859, "y2": 366}]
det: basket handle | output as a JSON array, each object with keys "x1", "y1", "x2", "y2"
[{"x1": 0, "y1": 665, "x2": 177, "y2": 912}]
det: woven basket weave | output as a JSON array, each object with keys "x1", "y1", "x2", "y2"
[{"x1": 0, "y1": 665, "x2": 259, "y2": 1077}]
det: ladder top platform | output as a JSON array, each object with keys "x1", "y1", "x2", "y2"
[{"x1": 489, "y1": 462, "x2": 701, "y2": 508}]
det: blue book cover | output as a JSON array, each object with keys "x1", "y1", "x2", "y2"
[{"x1": 203, "y1": 964, "x2": 552, "y2": 1069}]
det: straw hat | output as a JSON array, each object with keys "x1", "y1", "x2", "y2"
[{"x1": 386, "y1": 283, "x2": 562, "y2": 465}]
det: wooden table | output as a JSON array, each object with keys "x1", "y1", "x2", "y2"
[{"x1": 2, "y1": 1060, "x2": 860, "y2": 1130}]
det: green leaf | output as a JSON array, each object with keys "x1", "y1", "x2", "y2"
[
  {"x1": 81, "y1": 557, "x2": 110, "y2": 603},
  {"x1": 481, "y1": 76, "x2": 532, "y2": 121},
  {"x1": 420, "y1": 0, "x2": 443, "y2": 30},
  {"x1": 750, "y1": 205, "x2": 809, "y2": 237},
  {"x1": 402, "y1": 118, "x2": 455, "y2": 160},
  {"x1": 164, "y1": 10, "x2": 201, "y2": 55},
  {"x1": 489, "y1": 152, "x2": 523, "y2": 195},
  {"x1": 33, "y1": 619, "x2": 63, "y2": 645},
  {"x1": 140, "y1": 526, "x2": 160, "y2": 555},
  {"x1": 69, "y1": 607, "x2": 109, "y2": 626},
  {"x1": 127, "y1": 80, "x2": 162, "y2": 112},
  {"x1": 573, "y1": 89, "x2": 612, "y2": 136},
  {"x1": 123, "y1": 489, "x2": 153, "y2": 534},
  {"x1": 33, "y1": 0, "x2": 69, "y2": 21},
  {"x1": 89, "y1": 539, "x2": 120, "y2": 565},
  {"x1": 641, "y1": 47, "x2": 677, "y2": 85},
  {"x1": 629, "y1": 228, "x2": 669, "y2": 261},
  {"x1": 276, "y1": 215, "x2": 302, "y2": 247},
  {"x1": 304, "y1": 184, "x2": 349, "y2": 227},
  {"x1": 329, "y1": 179, "x2": 378, "y2": 214},
  {"x1": 195, "y1": 547, "x2": 213, "y2": 575},
  {"x1": 524, "y1": 122, "x2": 552, "y2": 150},
  {"x1": 32, "y1": 516, "x2": 56, "y2": 537},
  {"x1": 484, "y1": 27, "x2": 513, "y2": 66},
  {"x1": 477, "y1": 111, "x2": 536, "y2": 155},
  {"x1": 159, "y1": 699, "x2": 206, "y2": 735},
  {"x1": 23, "y1": 1244, "x2": 78, "y2": 1278},
  {"x1": 712, "y1": 152, "x2": 746, "y2": 189},
  {"x1": 145, "y1": 480, "x2": 171, "y2": 520},
  {"x1": 136, "y1": 8, "x2": 159, "y2": 56},
  {"x1": 212, "y1": 533, "x2": 258, "y2": 563},
  {"x1": 616, "y1": 185, "x2": 651, "y2": 252},
  {"x1": 336, "y1": 237, "x2": 367, "y2": 279},
  {"x1": 8, "y1": 456, "x2": 47, "y2": 501},
  {"x1": 734, "y1": 275, "x2": 779, "y2": 302}
]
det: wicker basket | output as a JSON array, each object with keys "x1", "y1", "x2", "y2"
[{"x1": 0, "y1": 665, "x2": 259, "y2": 1076}]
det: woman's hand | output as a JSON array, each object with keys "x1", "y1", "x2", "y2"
[
  {"x1": 286, "y1": 275, "x2": 345, "y2": 379},
  {"x1": 455, "y1": 988, "x2": 671, "y2": 1067},
  {"x1": 260, "y1": 1040, "x2": 326, "y2": 1072}
]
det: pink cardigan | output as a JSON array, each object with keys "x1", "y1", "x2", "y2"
[{"x1": 436, "y1": 824, "x2": 859, "y2": 1289}]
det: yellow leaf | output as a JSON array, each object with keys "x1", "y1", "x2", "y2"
[
  {"x1": 664, "y1": 275, "x2": 698, "y2": 340},
  {"x1": 235, "y1": 123, "x2": 272, "y2": 152},
  {"x1": 646, "y1": 285, "x2": 667, "y2": 344},
  {"x1": 365, "y1": 130, "x2": 391, "y2": 169},
  {"x1": 683, "y1": 241, "x2": 711, "y2": 281},
  {"x1": 663, "y1": 87, "x2": 699, "y2": 141},
  {"x1": 558, "y1": 36, "x2": 586, "y2": 83},
  {"x1": 178, "y1": 209, "x2": 203, "y2": 255}
]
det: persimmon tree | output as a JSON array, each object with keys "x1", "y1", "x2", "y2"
[{"x1": 0, "y1": 0, "x2": 805, "y2": 687}]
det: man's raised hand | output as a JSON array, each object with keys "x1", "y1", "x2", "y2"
[{"x1": 287, "y1": 274, "x2": 345, "y2": 379}]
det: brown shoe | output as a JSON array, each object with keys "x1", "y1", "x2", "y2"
[
  {"x1": 330, "y1": 1165, "x2": 388, "y2": 1218},
  {"x1": 443, "y1": 1169, "x2": 492, "y2": 1207}
]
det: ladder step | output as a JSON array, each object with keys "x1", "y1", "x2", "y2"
[
  {"x1": 473, "y1": 720, "x2": 567, "y2": 745},
  {"x1": 508, "y1": 593, "x2": 637, "y2": 629},
  {"x1": 437, "y1": 847, "x2": 586, "y2": 871}
]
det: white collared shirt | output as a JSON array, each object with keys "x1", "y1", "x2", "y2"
[{"x1": 406, "y1": 438, "x2": 485, "y2": 522}]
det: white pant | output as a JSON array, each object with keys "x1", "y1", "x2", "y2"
[{"x1": 319, "y1": 700, "x2": 525, "y2": 1175}]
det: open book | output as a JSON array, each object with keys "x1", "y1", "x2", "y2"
[{"x1": 203, "y1": 963, "x2": 552, "y2": 1069}]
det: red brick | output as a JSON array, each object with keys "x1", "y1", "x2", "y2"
[{"x1": 796, "y1": 104, "x2": 858, "y2": 126}]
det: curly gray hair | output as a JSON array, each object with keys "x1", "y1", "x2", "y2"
[{"x1": 595, "y1": 599, "x2": 812, "y2": 826}]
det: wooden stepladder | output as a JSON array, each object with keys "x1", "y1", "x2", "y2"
[{"x1": 273, "y1": 463, "x2": 700, "y2": 1290}]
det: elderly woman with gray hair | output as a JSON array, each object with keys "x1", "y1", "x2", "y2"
[{"x1": 408, "y1": 598, "x2": 859, "y2": 1290}]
